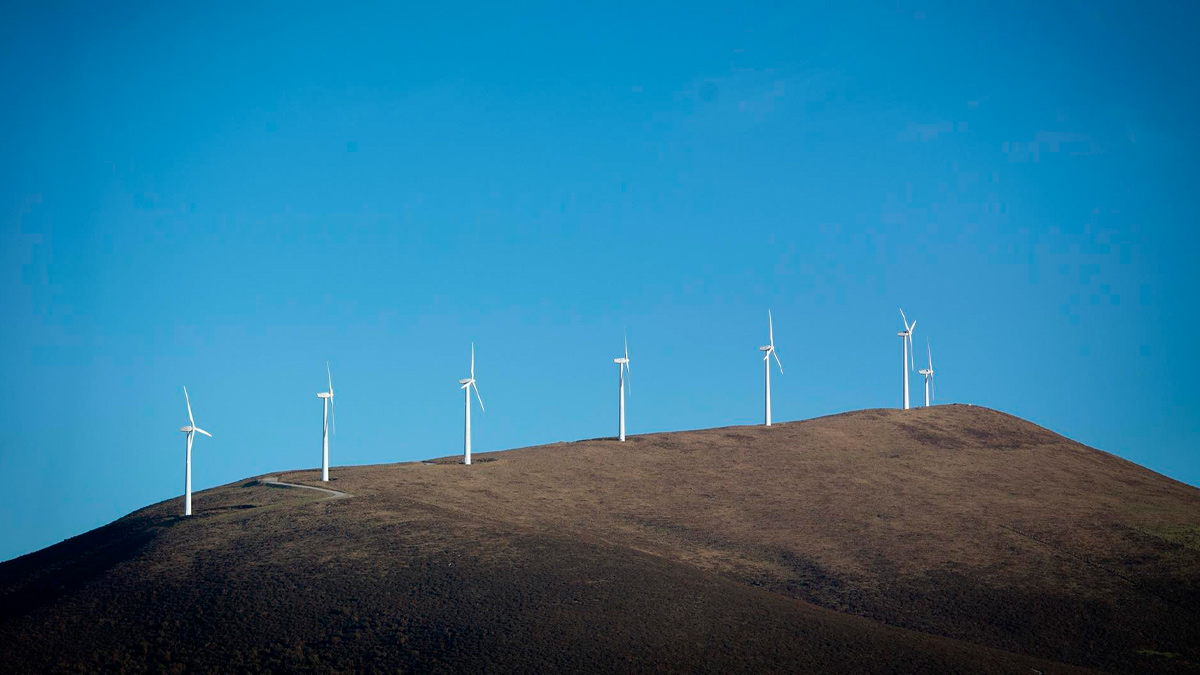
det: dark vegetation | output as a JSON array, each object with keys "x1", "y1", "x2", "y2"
[{"x1": 2, "y1": 405, "x2": 1198, "y2": 673}]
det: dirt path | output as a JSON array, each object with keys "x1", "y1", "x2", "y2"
[{"x1": 261, "y1": 475, "x2": 352, "y2": 500}]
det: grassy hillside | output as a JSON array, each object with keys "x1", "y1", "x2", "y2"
[{"x1": 2, "y1": 405, "x2": 1198, "y2": 673}]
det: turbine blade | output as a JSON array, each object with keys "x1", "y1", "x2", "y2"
[
  {"x1": 908, "y1": 322, "x2": 916, "y2": 370},
  {"x1": 473, "y1": 381, "x2": 485, "y2": 413},
  {"x1": 330, "y1": 397, "x2": 336, "y2": 436},
  {"x1": 327, "y1": 361, "x2": 333, "y2": 396},
  {"x1": 471, "y1": 342, "x2": 475, "y2": 379},
  {"x1": 184, "y1": 386, "x2": 194, "y2": 426},
  {"x1": 194, "y1": 427, "x2": 212, "y2": 438},
  {"x1": 768, "y1": 310, "x2": 774, "y2": 347},
  {"x1": 899, "y1": 308, "x2": 908, "y2": 331},
  {"x1": 773, "y1": 348, "x2": 783, "y2": 374},
  {"x1": 927, "y1": 339, "x2": 933, "y2": 370},
  {"x1": 625, "y1": 331, "x2": 631, "y2": 394}
]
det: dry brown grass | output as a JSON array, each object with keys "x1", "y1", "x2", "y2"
[{"x1": 2, "y1": 404, "x2": 1198, "y2": 673}]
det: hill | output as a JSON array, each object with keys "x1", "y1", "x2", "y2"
[{"x1": 2, "y1": 405, "x2": 1198, "y2": 673}]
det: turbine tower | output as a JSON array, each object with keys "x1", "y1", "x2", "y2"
[
  {"x1": 459, "y1": 342, "x2": 484, "y2": 465},
  {"x1": 918, "y1": 339, "x2": 935, "y2": 407},
  {"x1": 898, "y1": 309, "x2": 916, "y2": 409},
  {"x1": 614, "y1": 333, "x2": 631, "y2": 441},
  {"x1": 758, "y1": 310, "x2": 784, "y2": 426},
  {"x1": 179, "y1": 386, "x2": 212, "y2": 517},
  {"x1": 317, "y1": 362, "x2": 336, "y2": 482}
]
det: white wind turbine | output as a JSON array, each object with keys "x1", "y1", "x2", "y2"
[
  {"x1": 179, "y1": 386, "x2": 212, "y2": 517},
  {"x1": 898, "y1": 309, "x2": 916, "y2": 409},
  {"x1": 317, "y1": 362, "x2": 336, "y2": 482},
  {"x1": 458, "y1": 343, "x2": 484, "y2": 465},
  {"x1": 918, "y1": 339, "x2": 935, "y2": 407},
  {"x1": 614, "y1": 333, "x2": 631, "y2": 441},
  {"x1": 758, "y1": 310, "x2": 784, "y2": 426}
]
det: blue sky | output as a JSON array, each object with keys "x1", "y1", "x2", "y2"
[{"x1": 2, "y1": 1, "x2": 1198, "y2": 562}]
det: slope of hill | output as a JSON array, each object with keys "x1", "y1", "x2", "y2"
[{"x1": 2, "y1": 405, "x2": 1198, "y2": 674}]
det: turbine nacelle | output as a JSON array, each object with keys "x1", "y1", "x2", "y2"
[
  {"x1": 898, "y1": 309, "x2": 916, "y2": 371},
  {"x1": 318, "y1": 362, "x2": 337, "y2": 439},
  {"x1": 180, "y1": 387, "x2": 212, "y2": 437},
  {"x1": 615, "y1": 332, "x2": 631, "y2": 400},
  {"x1": 460, "y1": 343, "x2": 485, "y2": 412},
  {"x1": 924, "y1": 339, "x2": 935, "y2": 403}
]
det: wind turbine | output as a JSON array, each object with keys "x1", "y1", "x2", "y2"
[
  {"x1": 918, "y1": 339, "x2": 935, "y2": 407},
  {"x1": 614, "y1": 333, "x2": 631, "y2": 441},
  {"x1": 758, "y1": 310, "x2": 784, "y2": 426},
  {"x1": 458, "y1": 342, "x2": 484, "y2": 465},
  {"x1": 317, "y1": 362, "x2": 336, "y2": 482},
  {"x1": 179, "y1": 386, "x2": 212, "y2": 517},
  {"x1": 898, "y1": 309, "x2": 916, "y2": 409}
]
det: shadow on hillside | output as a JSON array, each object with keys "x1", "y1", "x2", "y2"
[{"x1": 0, "y1": 515, "x2": 174, "y2": 620}]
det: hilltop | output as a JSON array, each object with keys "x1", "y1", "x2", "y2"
[{"x1": 2, "y1": 405, "x2": 1198, "y2": 673}]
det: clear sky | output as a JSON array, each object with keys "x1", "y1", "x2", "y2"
[{"x1": 2, "y1": 1, "x2": 1198, "y2": 562}]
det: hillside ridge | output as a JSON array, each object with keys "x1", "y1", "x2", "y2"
[{"x1": 3, "y1": 404, "x2": 1198, "y2": 674}]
